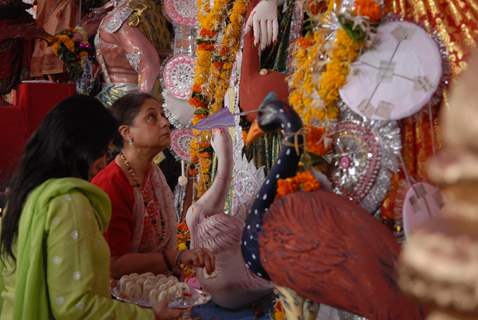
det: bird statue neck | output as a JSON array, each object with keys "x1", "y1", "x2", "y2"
[
  {"x1": 241, "y1": 105, "x2": 303, "y2": 280},
  {"x1": 189, "y1": 131, "x2": 233, "y2": 219}
]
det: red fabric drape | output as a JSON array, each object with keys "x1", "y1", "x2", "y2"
[
  {"x1": 16, "y1": 82, "x2": 76, "y2": 136},
  {"x1": 0, "y1": 82, "x2": 75, "y2": 184}
]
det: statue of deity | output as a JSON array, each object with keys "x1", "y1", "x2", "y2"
[
  {"x1": 30, "y1": 0, "x2": 79, "y2": 77},
  {"x1": 95, "y1": 0, "x2": 172, "y2": 107},
  {"x1": 240, "y1": 0, "x2": 305, "y2": 121}
]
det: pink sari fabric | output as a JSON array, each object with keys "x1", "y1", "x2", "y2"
[{"x1": 131, "y1": 165, "x2": 177, "y2": 265}]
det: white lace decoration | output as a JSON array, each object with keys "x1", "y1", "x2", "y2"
[
  {"x1": 126, "y1": 51, "x2": 142, "y2": 72},
  {"x1": 105, "y1": 5, "x2": 133, "y2": 33}
]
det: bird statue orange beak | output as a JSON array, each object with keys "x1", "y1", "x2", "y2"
[{"x1": 245, "y1": 120, "x2": 264, "y2": 145}]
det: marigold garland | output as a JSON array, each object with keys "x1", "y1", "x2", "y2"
[
  {"x1": 49, "y1": 29, "x2": 94, "y2": 80},
  {"x1": 288, "y1": 0, "x2": 383, "y2": 127},
  {"x1": 304, "y1": 126, "x2": 330, "y2": 155},
  {"x1": 176, "y1": 222, "x2": 195, "y2": 278},
  {"x1": 355, "y1": 0, "x2": 383, "y2": 22},
  {"x1": 318, "y1": 28, "x2": 364, "y2": 110},
  {"x1": 176, "y1": 222, "x2": 190, "y2": 252},
  {"x1": 207, "y1": 0, "x2": 247, "y2": 113},
  {"x1": 319, "y1": 0, "x2": 384, "y2": 110},
  {"x1": 288, "y1": 30, "x2": 333, "y2": 125},
  {"x1": 189, "y1": 0, "x2": 249, "y2": 196},
  {"x1": 277, "y1": 171, "x2": 321, "y2": 198}
]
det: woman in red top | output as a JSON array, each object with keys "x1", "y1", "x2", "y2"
[{"x1": 92, "y1": 92, "x2": 214, "y2": 279}]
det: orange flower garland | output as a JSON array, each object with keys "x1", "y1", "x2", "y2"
[
  {"x1": 355, "y1": 0, "x2": 383, "y2": 22},
  {"x1": 317, "y1": 28, "x2": 364, "y2": 111},
  {"x1": 289, "y1": 0, "x2": 384, "y2": 127},
  {"x1": 304, "y1": 126, "x2": 330, "y2": 155},
  {"x1": 207, "y1": 0, "x2": 248, "y2": 113},
  {"x1": 288, "y1": 30, "x2": 335, "y2": 125},
  {"x1": 277, "y1": 171, "x2": 321, "y2": 198},
  {"x1": 189, "y1": 0, "x2": 249, "y2": 196},
  {"x1": 176, "y1": 221, "x2": 190, "y2": 252},
  {"x1": 189, "y1": 0, "x2": 229, "y2": 115},
  {"x1": 188, "y1": 0, "x2": 229, "y2": 196},
  {"x1": 176, "y1": 222, "x2": 194, "y2": 278}
]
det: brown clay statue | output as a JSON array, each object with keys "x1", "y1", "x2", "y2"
[{"x1": 241, "y1": 92, "x2": 425, "y2": 319}]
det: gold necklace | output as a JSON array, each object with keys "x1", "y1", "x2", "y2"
[
  {"x1": 119, "y1": 152, "x2": 167, "y2": 243},
  {"x1": 119, "y1": 152, "x2": 141, "y2": 188}
]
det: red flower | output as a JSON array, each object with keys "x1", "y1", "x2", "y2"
[{"x1": 189, "y1": 97, "x2": 207, "y2": 108}]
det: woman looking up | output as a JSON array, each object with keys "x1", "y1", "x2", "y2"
[{"x1": 92, "y1": 93, "x2": 215, "y2": 279}]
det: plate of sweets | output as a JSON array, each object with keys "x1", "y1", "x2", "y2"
[{"x1": 112, "y1": 272, "x2": 211, "y2": 309}]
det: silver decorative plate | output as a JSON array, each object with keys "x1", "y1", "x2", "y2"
[
  {"x1": 111, "y1": 286, "x2": 211, "y2": 309},
  {"x1": 163, "y1": 55, "x2": 195, "y2": 100},
  {"x1": 331, "y1": 104, "x2": 401, "y2": 213}
]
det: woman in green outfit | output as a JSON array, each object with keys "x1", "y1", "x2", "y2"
[{"x1": 0, "y1": 95, "x2": 183, "y2": 319}]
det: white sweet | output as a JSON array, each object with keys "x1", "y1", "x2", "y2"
[
  {"x1": 143, "y1": 280, "x2": 157, "y2": 300},
  {"x1": 148, "y1": 288, "x2": 159, "y2": 305},
  {"x1": 167, "y1": 286, "x2": 179, "y2": 300},
  {"x1": 167, "y1": 276, "x2": 178, "y2": 284},
  {"x1": 142, "y1": 272, "x2": 155, "y2": 278},
  {"x1": 165, "y1": 279, "x2": 175, "y2": 288},
  {"x1": 158, "y1": 284, "x2": 167, "y2": 292},
  {"x1": 124, "y1": 282, "x2": 142, "y2": 299},
  {"x1": 118, "y1": 277, "x2": 131, "y2": 292},
  {"x1": 155, "y1": 274, "x2": 166, "y2": 281},
  {"x1": 117, "y1": 272, "x2": 190, "y2": 305},
  {"x1": 156, "y1": 277, "x2": 168, "y2": 286}
]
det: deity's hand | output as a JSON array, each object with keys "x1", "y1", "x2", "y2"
[
  {"x1": 210, "y1": 128, "x2": 233, "y2": 162},
  {"x1": 244, "y1": 0, "x2": 279, "y2": 51}
]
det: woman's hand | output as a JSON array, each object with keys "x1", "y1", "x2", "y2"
[
  {"x1": 179, "y1": 248, "x2": 216, "y2": 274},
  {"x1": 153, "y1": 292, "x2": 185, "y2": 320}
]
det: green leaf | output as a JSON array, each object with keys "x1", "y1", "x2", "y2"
[
  {"x1": 199, "y1": 146, "x2": 214, "y2": 154},
  {"x1": 194, "y1": 108, "x2": 209, "y2": 115},
  {"x1": 338, "y1": 15, "x2": 367, "y2": 43}
]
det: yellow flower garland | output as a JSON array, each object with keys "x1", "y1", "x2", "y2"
[
  {"x1": 207, "y1": 0, "x2": 248, "y2": 113},
  {"x1": 190, "y1": 0, "x2": 229, "y2": 116},
  {"x1": 288, "y1": 9, "x2": 364, "y2": 126},
  {"x1": 288, "y1": 30, "x2": 333, "y2": 125},
  {"x1": 318, "y1": 28, "x2": 363, "y2": 109},
  {"x1": 189, "y1": 0, "x2": 249, "y2": 196}
]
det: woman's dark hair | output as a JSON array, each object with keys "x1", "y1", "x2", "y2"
[
  {"x1": 109, "y1": 92, "x2": 155, "y2": 148},
  {"x1": 0, "y1": 95, "x2": 117, "y2": 261}
]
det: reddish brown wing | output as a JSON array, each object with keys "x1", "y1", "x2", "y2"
[{"x1": 260, "y1": 191, "x2": 423, "y2": 319}]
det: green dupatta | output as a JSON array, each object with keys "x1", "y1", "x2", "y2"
[{"x1": 0, "y1": 178, "x2": 111, "y2": 319}]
